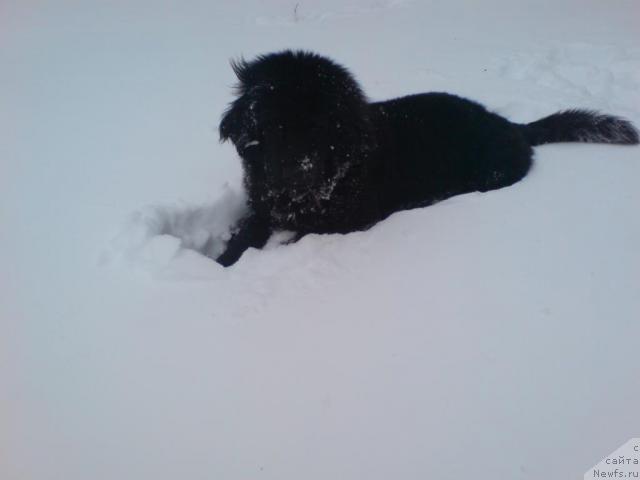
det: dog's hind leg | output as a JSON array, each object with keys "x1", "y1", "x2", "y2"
[{"x1": 476, "y1": 128, "x2": 534, "y2": 193}]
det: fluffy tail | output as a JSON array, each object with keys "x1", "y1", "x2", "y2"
[{"x1": 519, "y1": 109, "x2": 639, "y2": 146}]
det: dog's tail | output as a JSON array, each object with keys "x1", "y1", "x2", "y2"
[{"x1": 519, "y1": 109, "x2": 639, "y2": 146}]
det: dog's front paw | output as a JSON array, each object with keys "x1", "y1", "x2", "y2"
[
  {"x1": 215, "y1": 212, "x2": 273, "y2": 267},
  {"x1": 216, "y1": 245, "x2": 245, "y2": 267}
]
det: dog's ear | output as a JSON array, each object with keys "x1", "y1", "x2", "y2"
[
  {"x1": 230, "y1": 57, "x2": 249, "y2": 84},
  {"x1": 220, "y1": 57, "x2": 250, "y2": 143},
  {"x1": 219, "y1": 107, "x2": 236, "y2": 143}
]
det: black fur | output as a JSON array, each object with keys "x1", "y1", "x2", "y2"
[
  {"x1": 521, "y1": 109, "x2": 639, "y2": 146},
  {"x1": 216, "y1": 50, "x2": 639, "y2": 266}
]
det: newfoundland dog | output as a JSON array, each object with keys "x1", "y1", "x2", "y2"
[{"x1": 216, "y1": 50, "x2": 638, "y2": 266}]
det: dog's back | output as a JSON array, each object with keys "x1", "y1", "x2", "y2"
[{"x1": 369, "y1": 93, "x2": 533, "y2": 211}]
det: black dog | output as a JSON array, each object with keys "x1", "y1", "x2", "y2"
[{"x1": 217, "y1": 50, "x2": 638, "y2": 266}]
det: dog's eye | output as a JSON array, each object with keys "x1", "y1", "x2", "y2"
[
  {"x1": 244, "y1": 140, "x2": 260, "y2": 149},
  {"x1": 239, "y1": 138, "x2": 262, "y2": 157}
]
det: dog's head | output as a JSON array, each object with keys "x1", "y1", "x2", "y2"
[{"x1": 220, "y1": 50, "x2": 374, "y2": 201}]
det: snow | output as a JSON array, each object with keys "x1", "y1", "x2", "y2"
[{"x1": 1, "y1": 1, "x2": 639, "y2": 479}]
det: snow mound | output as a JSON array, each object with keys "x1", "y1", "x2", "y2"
[{"x1": 106, "y1": 186, "x2": 246, "y2": 277}]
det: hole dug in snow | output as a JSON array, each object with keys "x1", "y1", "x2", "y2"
[{"x1": 108, "y1": 186, "x2": 247, "y2": 274}]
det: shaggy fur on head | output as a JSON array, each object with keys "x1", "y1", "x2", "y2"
[{"x1": 217, "y1": 50, "x2": 638, "y2": 266}]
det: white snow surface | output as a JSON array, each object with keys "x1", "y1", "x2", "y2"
[{"x1": 2, "y1": 1, "x2": 640, "y2": 479}]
